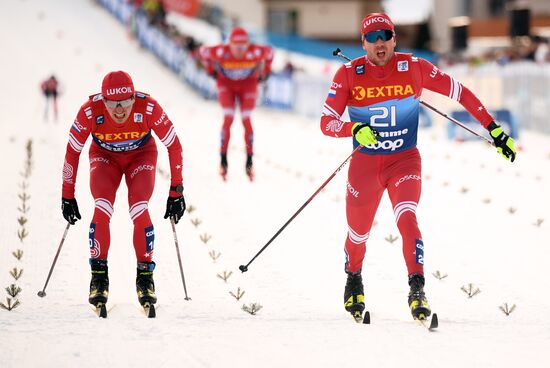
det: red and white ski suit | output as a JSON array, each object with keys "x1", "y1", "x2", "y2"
[
  {"x1": 199, "y1": 43, "x2": 273, "y2": 154},
  {"x1": 62, "y1": 92, "x2": 183, "y2": 262},
  {"x1": 321, "y1": 53, "x2": 494, "y2": 275}
]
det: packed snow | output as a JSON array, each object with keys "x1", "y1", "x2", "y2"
[{"x1": 1, "y1": 1, "x2": 549, "y2": 367}]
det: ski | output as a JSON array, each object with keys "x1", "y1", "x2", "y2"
[
  {"x1": 92, "y1": 302, "x2": 107, "y2": 318},
  {"x1": 142, "y1": 302, "x2": 156, "y2": 318},
  {"x1": 246, "y1": 169, "x2": 255, "y2": 182},
  {"x1": 415, "y1": 312, "x2": 438, "y2": 331},
  {"x1": 90, "y1": 303, "x2": 116, "y2": 318},
  {"x1": 350, "y1": 310, "x2": 370, "y2": 324},
  {"x1": 349, "y1": 310, "x2": 437, "y2": 329}
]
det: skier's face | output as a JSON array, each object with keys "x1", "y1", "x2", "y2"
[
  {"x1": 362, "y1": 29, "x2": 396, "y2": 66},
  {"x1": 229, "y1": 42, "x2": 249, "y2": 59},
  {"x1": 104, "y1": 96, "x2": 135, "y2": 123}
]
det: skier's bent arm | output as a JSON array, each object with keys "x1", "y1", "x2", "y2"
[
  {"x1": 320, "y1": 65, "x2": 354, "y2": 138},
  {"x1": 61, "y1": 106, "x2": 91, "y2": 224},
  {"x1": 416, "y1": 58, "x2": 494, "y2": 127},
  {"x1": 149, "y1": 102, "x2": 186, "y2": 222},
  {"x1": 62, "y1": 106, "x2": 91, "y2": 199},
  {"x1": 320, "y1": 64, "x2": 377, "y2": 146},
  {"x1": 417, "y1": 58, "x2": 516, "y2": 161}
]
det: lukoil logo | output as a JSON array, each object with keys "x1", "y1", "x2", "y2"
[
  {"x1": 346, "y1": 182, "x2": 360, "y2": 198},
  {"x1": 364, "y1": 138, "x2": 404, "y2": 151},
  {"x1": 154, "y1": 111, "x2": 167, "y2": 125},
  {"x1": 105, "y1": 86, "x2": 133, "y2": 96},
  {"x1": 90, "y1": 157, "x2": 110, "y2": 165},
  {"x1": 363, "y1": 16, "x2": 392, "y2": 29}
]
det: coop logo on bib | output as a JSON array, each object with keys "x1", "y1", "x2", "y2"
[{"x1": 364, "y1": 138, "x2": 404, "y2": 151}]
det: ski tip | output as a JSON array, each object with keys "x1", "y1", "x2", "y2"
[
  {"x1": 363, "y1": 311, "x2": 371, "y2": 324},
  {"x1": 429, "y1": 313, "x2": 438, "y2": 330},
  {"x1": 142, "y1": 302, "x2": 156, "y2": 318},
  {"x1": 147, "y1": 303, "x2": 156, "y2": 318},
  {"x1": 97, "y1": 303, "x2": 107, "y2": 318}
]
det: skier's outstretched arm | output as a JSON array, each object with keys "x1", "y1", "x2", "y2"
[
  {"x1": 320, "y1": 64, "x2": 377, "y2": 146},
  {"x1": 416, "y1": 58, "x2": 516, "y2": 161}
]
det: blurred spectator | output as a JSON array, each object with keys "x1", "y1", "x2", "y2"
[
  {"x1": 41, "y1": 74, "x2": 59, "y2": 121},
  {"x1": 534, "y1": 37, "x2": 549, "y2": 64},
  {"x1": 142, "y1": 0, "x2": 166, "y2": 27}
]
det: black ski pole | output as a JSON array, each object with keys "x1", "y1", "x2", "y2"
[
  {"x1": 171, "y1": 219, "x2": 191, "y2": 300},
  {"x1": 37, "y1": 223, "x2": 71, "y2": 297},
  {"x1": 239, "y1": 144, "x2": 363, "y2": 273},
  {"x1": 418, "y1": 100, "x2": 494, "y2": 145},
  {"x1": 332, "y1": 48, "x2": 495, "y2": 146}
]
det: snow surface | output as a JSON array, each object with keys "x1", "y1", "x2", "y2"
[{"x1": 1, "y1": 1, "x2": 550, "y2": 367}]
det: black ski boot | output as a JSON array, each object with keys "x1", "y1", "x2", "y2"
[
  {"x1": 136, "y1": 261, "x2": 157, "y2": 306},
  {"x1": 89, "y1": 259, "x2": 109, "y2": 306},
  {"x1": 408, "y1": 273, "x2": 431, "y2": 320},
  {"x1": 220, "y1": 153, "x2": 228, "y2": 180},
  {"x1": 344, "y1": 271, "x2": 365, "y2": 320},
  {"x1": 245, "y1": 154, "x2": 254, "y2": 181}
]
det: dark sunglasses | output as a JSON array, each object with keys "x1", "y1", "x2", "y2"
[
  {"x1": 363, "y1": 29, "x2": 394, "y2": 43},
  {"x1": 103, "y1": 96, "x2": 134, "y2": 108}
]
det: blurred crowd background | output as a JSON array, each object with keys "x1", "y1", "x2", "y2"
[{"x1": 86, "y1": 0, "x2": 550, "y2": 138}]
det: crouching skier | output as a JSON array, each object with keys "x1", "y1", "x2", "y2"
[{"x1": 60, "y1": 71, "x2": 186, "y2": 317}]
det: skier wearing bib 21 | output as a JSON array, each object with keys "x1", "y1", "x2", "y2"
[
  {"x1": 320, "y1": 13, "x2": 516, "y2": 321},
  {"x1": 61, "y1": 71, "x2": 186, "y2": 311}
]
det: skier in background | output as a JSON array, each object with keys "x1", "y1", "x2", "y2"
[
  {"x1": 41, "y1": 75, "x2": 59, "y2": 121},
  {"x1": 199, "y1": 27, "x2": 273, "y2": 181},
  {"x1": 60, "y1": 71, "x2": 186, "y2": 309},
  {"x1": 320, "y1": 13, "x2": 516, "y2": 321}
]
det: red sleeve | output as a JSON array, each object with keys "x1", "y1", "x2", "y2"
[
  {"x1": 148, "y1": 98, "x2": 183, "y2": 196},
  {"x1": 62, "y1": 105, "x2": 91, "y2": 198},
  {"x1": 320, "y1": 64, "x2": 354, "y2": 138},
  {"x1": 416, "y1": 58, "x2": 494, "y2": 128},
  {"x1": 262, "y1": 46, "x2": 274, "y2": 75},
  {"x1": 198, "y1": 45, "x2": 218, "y2": 76}
]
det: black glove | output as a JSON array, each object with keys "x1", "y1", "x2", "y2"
[
  {"x1": 488, "y1": 121, "x2": 516, "y2": 162},
  {"x1": 164, "y1": 196, "x2": 186, "y2": 224},
  {"x1": 62, "y1": 198, "x2": 81, "y2": 225}
]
